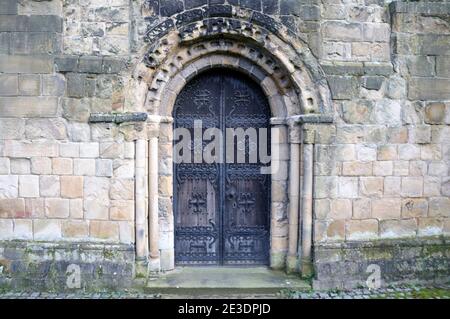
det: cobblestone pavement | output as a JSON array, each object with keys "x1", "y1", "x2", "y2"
[{"x1": 0, "y1": 285, "x2": 449, "y2": 299}]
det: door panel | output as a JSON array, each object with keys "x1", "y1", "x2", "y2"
[{"x1": 174, "y1": 69, "x2": 270, "y2": 266}]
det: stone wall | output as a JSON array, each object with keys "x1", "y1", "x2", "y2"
[{"x1": 0, "y1": 0, "x2": 449, "y2": 290}]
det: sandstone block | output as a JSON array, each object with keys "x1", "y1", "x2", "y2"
[
  {"x1": 59, "y1": 143, "x2": 80, "y2": 158},
  {"x1": 329, "y1": 199, "x2": 352, "y2": 220},
  {"x1": 314, "y1": 199, "x2": 330, "y2": 220},
  {"x1": 31, "y1": 157, "x2": 52, "y2": 174},
  {"x1": 10, "y1": 158, "x2": 30, "y2": 174},
  {"x1": 322, "y1": 21, "x2": 362, "y2": 41},
  {"x1": 424, "y1": 176, "x2": 441, "y2": 197},
  {"x1": 314, "y1": 176, "x2": 337, "y2": 199},
  {"x1": 119, "y1": 221, "x2": 134, "y2": 244},
  {"x1": 110, "y1": 178, "x2": 134, "y2": 200},
  {"x1": 19, "y1": 175, "x2": 39, "y2": 198},
  {"x1": 90, "y1": 220, "x2": 119, "y2": 241},
  {"x1": 337, "y1": 177, "x2": 358, "y2": 198},
  {"x1": 428, "y1": 161, "x2": 447, "y2": 176},
  {"x1": 353, "y1": 198, "x2": 371, "y2": 219},
  {"x1": 372, "y1": 198, "x2": 401, "y2": 219},
  {"x1": 69, "y1": 199, "x2": 83, "y2": 219},
  {"x1": 373, "y1": 161, "x2": 393, "y2": 176},
  {"x1": 84, "y1": 199, "x2": 109, "y2": 220},
  {"x1": 0, "y1": 75, "x2": 18, "y2": 96},
  {"x1": 110, "y1": 200, "x2": 134, "y2": 221},
  {"x1": 409, "y1": 78, "x2": 450, "y2": 100},
  {"x1": 356, "y1": 144, "x2": 377, "y2": 161},
  {"x1": 13, "y1": 219, "x2": 32, "y2": 240},
  {"x1": 39, "y1": 175, "x2": 60, "y2": 197},
  {"x1": 418, "y1": 218, "x2": 444, "y2": 237},
  {"x1": 80, "y1": 142, "x2": 99, "y2": 158},
  {"x1": 73, "y1": 158, "x2": 95, "y2": 176},
  {"x1": 347, "y1": 219, "x2": 378, "y2": 240},
  {"x1": 402, "y1": 198, "x2": 428, "y2": 218},
  {"x1": 61, "y1": 176, "x2": 83, "y2": 198},
  {"x1": 0, "y1": 219, "x2": 13, "y2": 240},
  {"x1": 4, "y1": 141, "x2": 58, "y2": 158},
  {"x1": 327, "y1": 220, "x2": 345, "y2": 241},
  {"x1": 380, "y1": 219, "x2": 417, "y2": 239},
  {"x1": 52, "y1": 158, "x2": 73, "y2": 175},
  {"x1": 401, "y1": 177, "x2": 423, "y2": 197},
  {"x1": 45, "y1": 198, "x2": 69, "y2": 218},
  {"x1": 0, "y1": 175, "x2": 17, "y2": 198},
  {"x1": 34, "y1": 219, "x2": 62, "y2": 240},
  {"x1": 0, "y1": 55, "x2": 53, "y2": 73},
  {"x1": 377, "y1": 145, "x2": 397, "y2": 160},
  {"x1": 393, "y1": 161, "x2": 409, "y2": 176},
  {"x1": 25, "y1": 118, "x2": 67, "y2": 140},
  {"x1": 24, "y1": 198, "x2": 44, "y2": 218},
  {"x1": 62, "y1": 220, "x2": 88, "y2": 238},
  {"x1": 384, "y1": 176, "x2": 401, "y2": 196},
  {"x1": 359, "y1": 177, "x2": 383, "y2": 197},
  {"x1": 0, "y1": 158, "x2": 10, "y2": 174},
  {"x1": 429, "y1": 197, "x2": 450, "y2": 217},
  {"x1": 342, "y1": 161, "x2": 372, "y2": 176},
  {"x1": 0, "y1": 118, "x2": 25, "y2": 140},
  {"x1": 0, "y1": 198, "x2": 25, "y2": 218},
  {"x1": 95, "y1": 159, "x2": 113, "y2": 177},
  {"x1": 18, "y1": 74, "x2": 40, "y2": 96}
]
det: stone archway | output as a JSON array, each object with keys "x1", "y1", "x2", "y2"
[{"x1": 129, "y1": 14, "x2": 333, "y2": 275}]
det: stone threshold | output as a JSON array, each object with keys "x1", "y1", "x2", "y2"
[{"x1": 144, "y1": 267, "x2": 311, "y2": 295}]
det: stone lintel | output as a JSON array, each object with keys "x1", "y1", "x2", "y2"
[{"x1": 389, "y1": 1, "x2": 450, "y2": 15}]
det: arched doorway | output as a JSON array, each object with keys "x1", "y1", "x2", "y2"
[{"x1": 173, "y1": 69, "x2": 271, "y2": 266}]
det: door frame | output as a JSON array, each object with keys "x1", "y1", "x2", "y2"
[{"x1": 172, "y1": 69, "x2": 272, "y2": 266}]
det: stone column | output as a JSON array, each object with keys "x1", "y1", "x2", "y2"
[
  {"x1": 135, "y1": 139, "x2": 148, "y2": 261},
  {"x1": 269, "y1": 118, "x2": 289, "y2": 269},
  {"x1": 300, "y1": 133, "x2": 314, "y2": 276},
  {"x1": 147, "y1": 120, "x2": 160, "y2": 271},
  {"x1": 286, "y1": 120, "x2": 301, "y2": 273}
]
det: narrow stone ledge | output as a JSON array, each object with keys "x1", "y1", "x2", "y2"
[
  {"x1": 89, "y1": 112, "x2": 148, "y2": 124},
  {"x1": 271, "y1": 114, "x2": 334, "y2": 125}
]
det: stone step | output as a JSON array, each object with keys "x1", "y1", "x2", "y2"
[{"x1": 143, "y1": 267, "x2": 311, "y2": 296}]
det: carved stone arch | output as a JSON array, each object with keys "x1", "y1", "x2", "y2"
[{"x1": 131, "y1": 11, "x2": 333, "y2": 273}]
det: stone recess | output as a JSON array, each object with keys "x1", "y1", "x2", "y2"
[{"x1": 0, "y1": 0, "x2": 448, "y2": 291}]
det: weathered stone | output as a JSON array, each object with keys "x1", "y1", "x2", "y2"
[
  {"x1": 0, "y1": 97, "x2": 58, "y2": 117},
  {"x1": 353, "y1": 198, "x2": 371, "y2": 219},
  {"x1": 13, "y1": 219, "x2": 33, "y2": 240},
  {"x1": 372, "y1": 198, "x2": 401, "y2": 219},
  {"x1": 25, "y1": 118, "x2": 67, "y2": 140},
  {"x1": 110, "y1": 200, "x2": 134, "y2": 221},
  {"x1": 10, "y1": 158, "x2": 30, "y2": 174},
  {"x1": 327, "y1": 220, "x2": 345, "y2": 241},
  {"x1": 402, "y1": 198, "x2": 428, "y2": 218},
  {"x1": 401, "y1": 177, "x2": 423, "y2": 197},
  {"x1": 18, "y1": 175, "x2": 39, "y2": 198},
  {"x1": 0, "y1": 158, "x2": 10, "y2": 174},
  {"x1": 322, "y1": 21, "x2": 362, "y2": 41},
  {"x1": 342, "y1": 162, "x2": 372, "y2": 176},
  {"x1": 424, "y1": 102, "x2": 447, "y2": 124},
  {"x1": 74, "y1": 159, "x2": 96, "y2": 176},
  {"x1": 0, "y1": 219, "x2": 13, "y2": 240},
  {"x1": 361, "y1": 76, "x2": 384, "y2": 90},
  {"x1": 52, "y1": 158, "x2": 73, "y2": 175},
  {"x1": 69, "y1": 198, "x2": 83, "y2": 219},
  {"x1": 371, "y1": 99, "x2": 402, "y2": 126},
  {"x1": 34, "y1": 219, "x2": 62, "y2": 240},
  {"x1": 0, "y1": 198, "x2": 25, "y2": 218},
  {"x1": 95, "y1": 159, "x2": 113, "y2": 177},
  {"x1": 373, "y1": 161, "x2": 393, "y2": 176},
  {"x1": 347, "y1": 219, "x2": 378, "y2": 240},
  {"x1": 0, "y1": 74, "x2": 18, "y2": 96},
  {"x1": 429, "y1": 197, "x2": 450, "y2": 217},
  {"x1": 60, "y1": 176, "x2": 83, "y2": 199},
  {"x1": 62, "y1": 98, "x2": 90, "y2": 122},
  {"x1": 90, "y1": 221, "x2": 119, "y2": 241},
  {"x1": 110, "y1": 178, "x2": 134, "y2": 200},
  {"x1": 337, "y1": 177, "x2": 358, "y2": 199},
  {"x1": 409, "y1": 78, "x2": 450, "y2": 100},
  {"x1": 380, "y1": 219, "x2": 417, "y2": 239},
  {"x1": 45, "y1": 198, "x2": 70, "y2": 218},
  {"x1": 418, "y1": 218, "x2": 444, "y2": 237},
  {"x1": 62, "y1": 220, "x2": 88, "y2": 238},
  {"x1": 78, "y1": 56, "x2": 103, "y2": 73},
  {"x1": 329, "y1": 199, "x2": 352, "y2": 220},
  {"x1": 0, "y1": 175, "x2": 18, "y2": 199},
  {"x1": 59, "y1": 143, "x2": 80, "y2": 158},
  {"x1": 398, "y1": 144, "x2": 420, "y2": 160},
  {"x1": 0, "y1": 55, "x2": 53, "y2": 73},
  {"x1": 360, "y1": 177, "x2": 383, "y2": 197},
  {"x1": 40, "y1": 175, "x2": 60, "y2": 197},
  {"x1": 328, "y1": 76, "x2": 358, "y2": 100},
  {"x1": 31, "y1": 157, "x2": 52, "y2": 175},
  {"x1": 80, "y1": 143, "x2": 100, "y2": 158}
]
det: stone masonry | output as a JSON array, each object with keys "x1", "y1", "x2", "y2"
[{"x1": 0, "y1": 0, "x2": 449, "y2": 291}]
